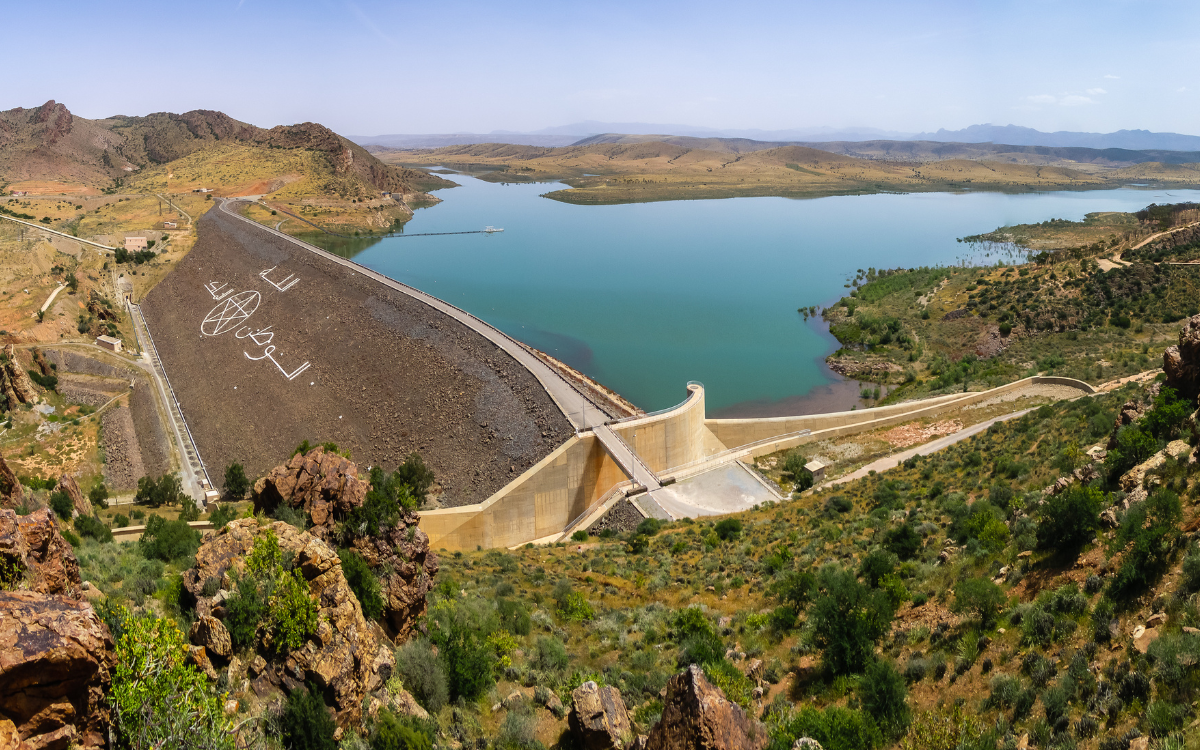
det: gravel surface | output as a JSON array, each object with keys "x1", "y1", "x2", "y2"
[
  {"x1": 141, "y1": 205, "x2": 574, "y2": 505},
  {"x1": 590, "y1": 498, "x2": 644, "y2": 535},
  {"x1": 101, "y1": 405, "x2": 144, "y2": 491},
  {"x1": 56, "y1": 375, "x2": 124, "y2": 407}
]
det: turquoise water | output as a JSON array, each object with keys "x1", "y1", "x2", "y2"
[{"x1": 329, "y1": 179, "x2": 1200, "y2": 414}]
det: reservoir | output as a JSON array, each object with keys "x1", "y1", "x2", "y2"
[{"x1": 316, "y1": 177, "x2": 1200, "y2": 414}]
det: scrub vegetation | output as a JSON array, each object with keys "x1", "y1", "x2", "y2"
[{"x1": 816, "y1": 202, "x2": 1200, "y2": 397}]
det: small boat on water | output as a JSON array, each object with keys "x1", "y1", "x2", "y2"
[{"x1": 483, "y1": 226, "x2": 504, "y2": 233}]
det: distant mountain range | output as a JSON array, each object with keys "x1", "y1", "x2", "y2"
[
  {"x1": 910, "y1": 124, "x2": 1200, "y2": 151},
  {"x1": 352, "y1": 123, "x2": 1200, "y2": 154}
]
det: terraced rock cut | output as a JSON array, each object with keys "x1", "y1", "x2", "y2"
[{"x1": 140, "y1": 203, "x2": 574, "y2": 505}]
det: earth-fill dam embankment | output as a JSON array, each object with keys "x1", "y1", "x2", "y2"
[{"x1": 140, "y1": 206, "x2": 574, "y2": 506}]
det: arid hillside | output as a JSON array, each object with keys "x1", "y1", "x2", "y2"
[
  {"x1": 385, "y1": 137, "x2": 1200, "y2": 204},
  {"x1": 0, "y1": 100, "x2": 450, "y2": 200}
]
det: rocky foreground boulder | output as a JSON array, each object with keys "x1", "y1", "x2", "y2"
[
  {"x1": 56, "y1": 475, "x2": 91, "y2": 519},
  {"x1": 0, "y1": 591, "x2": 115, "y2": 750},
  {"x1": 568, "y1": 681, "x2": 635, "y2": 750},
  {"x1": 645, "y1": 665, "x2": 766, "y2": 750},
  {"x1": 253, "y1": 447, "x2": 368, "y2": 535},
  {"x1": 253, "y1": 447, "x2": 438, "y2": 639},
  {"x1": 1164, "y1": 312, "x2": 1200, "y2": 401},
  {"x1": 0, "y1": 455, "x2": 25, "y2": 510},
  {"x1": 182, "y1": 518, "x2": 412, "y2": 728},
  {"x1": 0, "y1": 509, "x2": 81, "y2": 596}
]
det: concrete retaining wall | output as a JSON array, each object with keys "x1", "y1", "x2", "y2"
[
  {"x1": 418, "y1": 375, "x2": 1096, "y2": 551},
  {"x1": 421, "y1": 433, "x2": 625, "y2": 551},
  {"x1": 611, "y1": 383, "x2": 726, "y2": 474},
  {"x1": 705, "y1": 376, "x2": 1094, "y2": 449}
]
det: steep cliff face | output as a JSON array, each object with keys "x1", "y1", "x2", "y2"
[
  {"x1": 253, "y1": 447, "x2": 438, "y2": 639},
  {"x1": 0, "y1": 509, "x2": 82, "y2": 596},
  {"x1": 1163, "y1": 312, "x2": 1200, "y2": 401},
  {"x1": 0, "y1": 591, "x2": 115, "y2": 750},
  {"x1": 181, "y1": 519, "x2": 408, "y2": 727}
]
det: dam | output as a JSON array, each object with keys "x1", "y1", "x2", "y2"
[{"x1": 143, "y1": 199, "x2": 1096, "y2": 551}]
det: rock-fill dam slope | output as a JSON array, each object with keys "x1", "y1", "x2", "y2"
[{"x1": 140, "y1": 205, "x2": 574, "y2": 505}]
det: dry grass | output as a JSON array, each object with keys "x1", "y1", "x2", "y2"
[{"x1": 384, "y1": 143, "x2": 1146, "y2": 204}]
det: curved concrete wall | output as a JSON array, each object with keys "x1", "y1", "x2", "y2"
[
  {"x1": 705, "y1": 375, "x2": 1095, "y2": 449},
  {"x1": 421, "y1": 432, "x2": 625, "y2": 551},
  {"x1": 611, "y1": 383, "x2": 726, "y2": 473},
  {"x1": 419, "y1": 374, "x2": 1097, "y2": 551}
]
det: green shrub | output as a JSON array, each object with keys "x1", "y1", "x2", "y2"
[
  {"x1": 223, "y1": 462, "x2": 249, "y2": 500},
  {"x1": 393, "y1": 639, "x2": 449, "y2": 714},
  {"x1": 427, "y1": 598, "x2": 497, "y2": 700},
  {"x1": 114, "y1": 514, "x2": 129, "y2": 528},
  {"x1": 1036, "y1": 485, "x2": 1103, "y2": 556},
  {"x1": 1105, "y1": 425, "x2": 1158, "y2": 482},
  {"x1": 347, "y1": 466, "x2": 416, "y2": 536},
  {"x1": 531, "y1": 635, "x2": 570, "y2": 674},
  {"x1": 714, "y1": 519, "x2": 742, "y2": 541},
  {"x1": 571, "y1": 530, "x2": 588, "y2": 542},
  {"x1": 139, "y1": 516, "x2": 201, "y2": 563},
  {"x1": 60, "y1": 528, "x2": 82, "y2": 547},
  {"x1": 858, "y1": 659, "x2": 910, "y2": 738},
  {"x1": 769, "y1": 704, "x2": 883, "y2": 750},
  {"x1": 89, "y1": 481, "x2": 109, "y2": 508},
  {"x1": 394, "y1": 453, "x2": 435, "y2": 504},
  {"x1": 281, "y1": 683, "x2": 337, "y2": 750},
  {"x1": 497, "y1": 598, "x2": 531, "y2": 636},
  {"x1": 808, "y1": 566, "x2": 895, "y2": 675},
  {"x1": 135, "y1": 474, "x2": 185, "y2": 508},
  {"x1": 75, "y1": 514, "x2": 113, "y2": 543},
  {"x1": 635, "y1": 518, "x2": 662, "y2": 536},
  {"x1": 111, "y1": 609, "x2": 235, "y2": 749},
  {"x1": 1108, "y1": 488, "x2": 1182, "y2": 601},
  {"x1": 340, "y1": 549, "x2": 384, "y2": 621},
  {"x1": 859, "y1": 549, "x2": 896, "y2": 587},
  {"x1": 49, "y1": 490, "x2": 73, "y2": 519},
  {"x1": 883, "y1": 523, "x2": 921, "y2": 561},
  {"x1": 225, "y1": 575, "x2": 267, "y2": 650},
  {"x1": 1182, "y1": 543, "x2": 1200, "y2": 593},
  {"x1": 951, "y1": 578, "x2": 1005, "y2": 629},
  {"x1": 208, "y1": 504, "x2": 237, "y2": 530},
  {"x1": 371, "y1": 710, "x2": 432, "y2": 750},
  {"x1": 627, "y1": 534, "x2": 650, "y2": 554}
]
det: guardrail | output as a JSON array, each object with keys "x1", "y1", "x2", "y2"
[
  {"x1": 606, "y1": 381, "x2": 704, "y2": 426},
  {"x1": 128, "y1": 302, "x2": 214, "y2": 491}
]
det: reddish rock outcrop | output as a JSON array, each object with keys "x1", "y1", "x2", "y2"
[
  {"x1": 0, "y1": 510, "x2": 81, "y2": 596},
  {"x1": 189, "y1": 615, "x2": 231, "y2": 660},
  {"x1": 0, "y1": 591, "x2": 115, "y2": 750},
  {"x1": 253, "y1": 448, "x2": 438, "y2": 639},
  {"x1": 0, "y1": 455, "x2": 24, "y2": 510},
  {"x1": 1107, "y1": 399, "x2": 1146, "y2": 450},
  {"x1": 3, "y1": 345, "x2": 39, "y2": 405},
  {"x1": 347, "y1": 513, "x2": 437, "y2": 640},
  {"x1": 56, "y1": 476, "x2": 89, "y2": 519},
  {"x1": 645, "y1": 666, "x2": 766, "y2": 750},
  {"x1": 253, "y1": 447, "x2": 368, "y2": 534},
  {"x1": 568, "y1": 681, "x2": 634, "y2": 750},
  {"x1": 1164, "y1": 313, "x2": 1200, "y2": 402},
  {"x1": 182, "y1": 519, "x2": 399, "y2": 727}
]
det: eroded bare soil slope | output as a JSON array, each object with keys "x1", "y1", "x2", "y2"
[{"x1": 141, "y1": 206, "x2": 572, "y2": 505}]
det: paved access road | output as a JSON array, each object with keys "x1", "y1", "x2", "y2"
[
  {"x1": 819, "y1": 407, "x2": 1034, "y2": 490},
  {"x1": 216, "y1": 199, "x2": 611, "y2": 431}
]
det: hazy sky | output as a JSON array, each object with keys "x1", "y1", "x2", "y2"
[{"x1": 6, "y1": 0, "x2": 1199, "y2": 136}]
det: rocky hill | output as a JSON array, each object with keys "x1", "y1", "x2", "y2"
[{"x1": 0, "y1": 100, "x2": 446, "y2": 195}]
